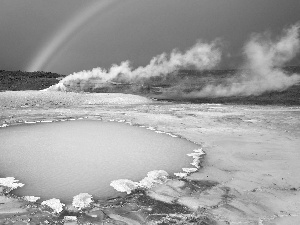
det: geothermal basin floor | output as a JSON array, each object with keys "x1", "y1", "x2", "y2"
[{"x1": 0, "y1": 91, "x2": 300, "y2": 224}]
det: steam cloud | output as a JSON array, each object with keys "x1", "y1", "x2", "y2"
[
  {"x1": 183, "y1": 23, "x2": 300, "y2": 97},
  {"x1": 48, "y1": 23, "x2": 300, "y2": 98},
  {"x1": 48, "y1": 41, "x2": 221, "y2": 92}
]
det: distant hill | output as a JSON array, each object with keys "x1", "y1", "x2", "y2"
[{"x1": 0, "y1": 70, "x2": 65, "y2": 91}]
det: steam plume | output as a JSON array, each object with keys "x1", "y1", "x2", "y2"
[
  {"x1": 47, "y1": 40, "x2": 221, "y2": 92},
  {"x1": 48, "y1": 23, "x2": 300, "y2": 98},
  {"x1": 184, "y1": 23, "x2": 300, "y2": 97}
]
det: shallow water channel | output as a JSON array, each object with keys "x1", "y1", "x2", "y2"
[{"x1": 0, "y1": 120, "x2": 199, "y2": 203}]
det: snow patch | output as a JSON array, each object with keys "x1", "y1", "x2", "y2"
[
  {"x1": 110, "y1": 170, "x2": 169, "y2": 194},
  {"x1": 41, "y1": 198, "x2": 65, "y2": 213},
  {"x1": 182, "y1": 168, "x2": 198, "y2": 173},
  {"x1": 110, "y1": 179, "x2": 139, "y2": 194},
  {"x1": 0, "y1": 177, "x2": 24, "y2": 190},
  {"x1": 72, "y1": 193, "x2": 93, "y2": 210},
  {"x1": 139, "y1": 170, "x2": 169, "y2": 188},
  {"x1": 24, "y1": 196, "x2": 40, "y2": 202},
  {"x1": 174, "y1": 172, "x2": 188, "y2": 178},
  {"x1": 187, "y1": 148, "x2": 205, "y2": 169},
  {"x1": 64, "y1": 216, "x2": 77, "y2": 222}
]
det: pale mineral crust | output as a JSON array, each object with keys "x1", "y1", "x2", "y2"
[{"x1": 0, "y1": 91, "x2": 300, "y2": 224}]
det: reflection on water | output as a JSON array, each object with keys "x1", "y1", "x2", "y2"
[{"x1": 0, "y1": 120, "x2": 198, "y2": 203}]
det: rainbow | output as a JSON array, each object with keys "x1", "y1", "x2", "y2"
[{"x1": 26, "y1": 0, "x2": 121, "y2": 72}]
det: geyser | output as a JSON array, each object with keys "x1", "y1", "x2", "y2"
[{"x1": 0, "y1": 120, "x2": 199, "y2": 203}]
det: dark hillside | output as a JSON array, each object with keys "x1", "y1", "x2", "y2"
[{"x1": 0, "y1": 70, "x2": 64, "y2": 91}]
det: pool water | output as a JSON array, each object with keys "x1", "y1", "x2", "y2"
[{"x1": 0, "y1": 120, "x2": 198, "y2": 203}]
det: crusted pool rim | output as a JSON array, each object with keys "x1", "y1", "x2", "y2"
[{"x1": 0, "y1": 116, "x2": 206, "y2": 216}]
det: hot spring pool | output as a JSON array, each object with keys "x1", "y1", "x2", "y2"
[{"x1": 0, "y1": 120, "x2": 199, "y2": 203}]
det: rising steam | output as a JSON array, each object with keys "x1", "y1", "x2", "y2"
[
  {"x1": 47, "y1": 40, "x2": 221, "y2": 92},
  {"x1": 183, "y1": 23, "x2": 300, "y2": 97},
  {"x1": 48, "y1": 23, "x2": 300, "y2": 98}
]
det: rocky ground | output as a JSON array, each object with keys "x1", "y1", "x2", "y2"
[
  {"x1": 0, "y1": 71, "x2": 63, "y2": 91},
  {"x1": 0, "y1": 91, "x2": 300, "y2": 224}
]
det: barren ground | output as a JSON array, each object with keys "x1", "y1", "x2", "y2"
[{"x1": 0, "y1": 91, "x2": 300, "y2": 224}]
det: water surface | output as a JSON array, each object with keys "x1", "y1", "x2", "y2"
[{"x1": 0, "y1": 120, "x2": 198, "y2": 202}]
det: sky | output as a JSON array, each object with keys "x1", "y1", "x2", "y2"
[{"x1": 0, "y1": 0, "x2": 299, "y2": 75}]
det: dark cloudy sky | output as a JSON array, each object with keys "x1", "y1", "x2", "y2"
[{"x1": 0, "y1": 0, "x2": 299, "y2": 75}]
